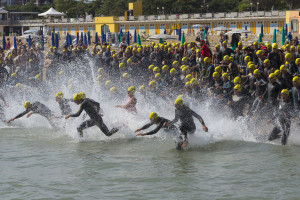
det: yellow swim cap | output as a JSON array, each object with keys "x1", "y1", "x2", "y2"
[
  {"x1": 170, "y1": 68, "x2": 177, "y2": 74},
  {"x1": 285, "y1": 53, "x2": 292, "y2": 60},
  {"x1": 264, "y1": 59, "x2": 270, "y2": 64},
  {"x1": 292, "y1": 76, "x2": 300, "y2": 82},
  {"x1": 73, "y1": 93, "x2": 81, "y2": 101},
  {"x1": 253, "y1": 69, "x2": 261, "y2": 75},
  {"x1": 149, "y1": 80, "x2": 156, "y2": 86},
  {"x1": 119, "y1": 62, "x2": 125, "y2": 69},
  {"x1": 155, "y1": 73, "x2": 161, "y2": 79},
  {"x1": 272, "y1": 43, "x2": 278, "y2": 49},
  {"x1": 175, "y1": 98, "x2": 183, "y2": 105},
  {"x1": 256, "y1": 50, "x2": 262, "y2": 55},
  {"x1": 280, "y1": 65, "x2": 287, "y2": 71},
  {"x1": 139, "y1": 85, "x2": 145, "y2": 91},
  {"x1": 269, "y1": 73, "x2": 276, "y2": 79},
  {"x1": 56, "y1": 92, "x2": 64, "y2": 99},
  {"x1": 110, "y1": 87, "x2": 117, "y2": 93},
  {"x1": 162, "y1": 65, "x2": 169, "y2": 71},
  {"x1": 105, "y1": 80, "x2": 112, "y2": 86},
  {"x1": 182, "y1": 67, "x2": 188, "y2": 72},
  {"x1": 153, "y1": 67, "x2": 160, "y2": 72},
  {"x1": 59, "y1": 71, "x2": 64, "y2": 75},
  {"x1": 295, "y1": 58, "x2": 300, "y2": 65},
  {"x1": 182, "y1": 57, "x2": 188, "y2": 62},
  {"x1": 185, "y1": 81, "x2": 191, "y2": 87},
  {"x1": 148, "y1": 65, "x2": 155, "y2": 70},
  {"x1": 127, "y1": 58, "x2": 132, "y2": 64},
  {"x1": 223, "y1": 55, "x2": 230, "y2": 61},
  {"x1": 79, "y1": 92, "x2": 86, "y2": 100},
  {"x1": 172, "y1": 61, "x2": 179, "y2": 66},
  {"x1": 204, "y1": 57, "x2": 210, "y2": 63},
  {"x1": 222, "y1": 73, "x2": 229, "y2": 78},
  {"x1": 97, "y1": 68, "x2": 104, "y2": 74},
  {"x1": 123, "y1": 73, "x2": 129, "y2": 78},
  {"x1": 248, "y1": 64, "x2": 255, "y2": 70},
  {"x1": 234, "y1": 76, "x2": 241, "y2": 84},
  {"x1": 274, "y1": 70, "x2": 281, "y2": 77},
  {"x1": 215, "y1": 66, "x2": 221, "y2": 73},
  {"x1": 213, "y1": 72, "x2": 220, "y2": 78},
  {"x1": 35, "y1": 74, "x2": 41, "y2": 80},
  {"x1": 245, "y1": 56, "x2": 251, "y2": 61},
  {"x1": 234, "y1": 84, "x2": 242, "y2": 92},
  {"x1": 185, "y1": 74, "x2": 192, "y2": 80},
  {"x1": 24, "y1": 101, "x2": 31, "y2": 109},
  {"x1": 11, "y1": 73, "x2": 17, "y2": 78},
  {"x1": 281, "y1": 89, "x2": 289, "y2": 96},
  {"x1": 149, "y1": 112, "x2": 158, "y2": 120},
  {"x1": 128, "y1": 86, "x2": 136, "y2": 94}
]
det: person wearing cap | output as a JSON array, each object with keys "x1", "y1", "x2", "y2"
[
  {"x1": 116, "y1": 86, "x2": 137, "y2": 114},
  {"x1": 135, "y1": 112, "x2": 176, "y2": 136},
  {"x1": 268, "y1": 43, "x2": 281, "y2": 69},
  {"x1": 65, "y1": 93, "x2": 119, "y2": 137},
  {"x1": 268, "y1": 89, "x2": 294, "y2": 145},
  {"x1": 212, "y1": 44, "x2": 223, "y2": 65},
  {"x1": 285, "y1": 53, "x2": 298, "y2": 74},
  {"x1": 294, "y1": 58, "x2": 300, "y2": 76},
  {"x1": 221, "y1": 40, "x2": 234, "y2": 57},
  {"x1": 291, "y1": 76, "x2": 300, "y2": 124},
  {"x1": 202, "y1": 57, "x2": 215, "y2": 87},
  {"x1": 248, "y1": 69, "x2": 268, "y2": 116},
  {"x1": 8, "y1": 101, "x2": 57, "y2": 127},
  {"x1": 167, "y1": 98, "x2": 208, "y2": 149},
  {"x1": 227, "y1": 84, "x2": 249, "y2": 119},
  {"x1": 262, "y1": 73, "x2": 281, "y2": 116},
  {"x1": 55, "y1": 92, "x2": 72, "y2": 116}
]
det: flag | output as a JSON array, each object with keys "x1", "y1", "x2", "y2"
[
  {"x1": 245, "y1": 26, "x2": 248, "y2": 38},
  {"x1": 261, "y1": 24, "x2": 263, "y2": 38},
  {"x1": 51, "y1": 32, "x2": 55, "y2": 47},
  {"x1": 137, "y1": 34, "x2": 141, "y2": 45},
  {"x1": 258, "y1": 33, "x2": 262, "y2": 43},
  {"x1": 14, "y1": 36, "x2": 17, "y2": 49},
  {"x1": 76, "y1": 32, "x2": 79, "y2": 45},
  {"x1": 181, "y1": 32, "x2": 185, "y2": 44},
  {"x1": 2, "y1": 36, "x2": 6, "y2": 50},
  {"x1": 95, "y1": 32, "x2": 98, "y2": 45},
  {"x1": 55, "y1": 34, "x2": 59, "y2": 48},
  {"x1": 41, "y1": 34, "x2": 44, "y2": 51},
  {"x1": 126, "y1": 31, "x2": 130, "y2": 45},
  {"x1": 28, "y1": 35, "x2": 32, "y2": 48},
  {"x1": 178, "y1": 28, "x2": 181, "y2": 41},
  {"x1": 134, "y1": 29, "x2": 137, "y2": 43},
  {"x1": 272, "y1": 29, "x2": 276, "y2": 43},
  {"x1": 282, "y1": 26, "x2": 285, "y2": 45}
]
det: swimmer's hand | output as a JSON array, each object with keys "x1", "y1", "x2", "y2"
[
  {"x1": 136, "y1": 133, "x2": 146, "y2": 136},
  {"x1": 65, "y1": 114, "x2": 71, "y2": 119},
  {"x1": 134, "y1": 128, "x2": 141, "y2": 133},
  {"x1": 202, "y1": 125, "x2": 208, "y2": 132},
  {"x1": 8, "y1": 118, "x2": 15, "y2": 123},
  {"x1": 51, "y1": 116, "x2": 57, "y2": 119}
]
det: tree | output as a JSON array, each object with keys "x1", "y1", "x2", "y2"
[{"x1": 20, "y1": 0, "x2": 40, "y2": 12}]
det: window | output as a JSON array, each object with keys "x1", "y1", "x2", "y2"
[{"x1": 291, "y1": 19, "x2": 299, "y2": 33}]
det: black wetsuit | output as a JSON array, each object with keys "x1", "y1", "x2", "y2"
[
  {"x1": 0, "y1": 92, "x2": 6, "y2": 121},
  {"x1": 70, "y1": 98, "x2": 117, "y2": 137},
  {"x1": 58, "y1": 98, "x2": 72, "y2": 116},
  {"x1": 268, "y1": 98, "x2": 294, "y2": 145},
  {"x1": 14, "y1": 102, "x2": 56, "y2": 127},
  {"x1": 139, "y1": 117, "x2": 176, "y2": 135},
  {"x1": 229, "y1": 94, "x2": 248, "y2": 119},
  {"x1": 171, "y1": 105, "x2": 205, "y2": 139}
]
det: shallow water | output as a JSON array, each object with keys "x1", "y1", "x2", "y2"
[{"x1": 1, "y1": 126, "x2": 300, "y2": 200}]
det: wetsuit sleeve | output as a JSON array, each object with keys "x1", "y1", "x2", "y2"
[
  {"x1": 171, "y1": 109, "x2": 179, "y2": 124},
  {"x1": 139, "y1": 123, "x2": 153, "y2": 131},
  {"x1": 0, "y1": 94, "x2": 5, "y2": 102},
  {"x1": 15, "y1": 110, "x2": 29, "y2": 119},
  {"x1": 145, "y1": 121, "x2": 164, "y2": 135},
  {"x1": 70, "y1": 104, "x2": 84, "y2": 117},
  {"x1": 190, "y1": 109, "x2": 205, "y2": 125}
]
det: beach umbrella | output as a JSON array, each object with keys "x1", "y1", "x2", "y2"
[
  {"x1": 287, "y1": 32, "x2": 292, "y2": 41},
  {"x1": 84, "y1": 33, "x2": 87, "y2": 46},
  {"x1": 291, "y1": 21, "x2": 293, "y2": 32},
  {"x1": 137, "y1": 34, "x2": 141, "y2": 45},
  {"x1": 282, "y1": 26, "x2": 285, "y2": 45},
  {"x1": 120, "y1": 29, "x2": 123, "y2": 43},
  {"x1": 164, "y1": 29, "x2": 166, "y2": 34},
  {"x1": 2, "y1": 35, "x2": 6, "y2": 50},
  {"x1": 41, "y1": 34, "x2": 44, "y2": 51},
  {"x1": 232, "y1": 42, "x2": 236, "y2": 51},
  {"x1": 88, "y1": 31, "x2": 91, "y2": 46},
  {"x1": 159, "y1": 38, "x2": 164, "y2": 44},
  {"x1": 245, "y1": 26, "x2": 248, "y2": 38},
  {"x1": 272, "y1": 29, "x2": 276, "y2": 43},
  {"x1": 95, "y1": 32, "x2": 98, "y2": 45},
  {"x1": 28, "y1": 35, "x2": 32, "y2": 48},
  {"x1": 51, "y1": 32, "x2": 55, "y2": 47},
  {"x1": 14, "y1": 36, "x2": 17, "y2": 49},
  {"x1": 134, "y1": 29, "x2": 137, "y2": 43},
  {"x1": 102, "y1": 32, "x2": 106, "y2": 43},
  {"x1": 76, "y1": 32, "x2": 79, "y2": 45},
  {"x1": 261, "y1": 24, "x2": 263, "y2": 38},
  {"x1": 258, "y1": 33, "x2": 262, "y2": 43},
  {"x1": 285, "y1": 24, "x2": 288, "y2": 36},
  {"x1": 126, "y1": 31, "x2": 130, "y2": 45},
  {"x1": 178, "y1": 28, "x2": 181, "y2": 41},
  {"x1": 55, "y1": 33, "x2": 59, "y2": 48},
  {"x1": 68, "y1": 34, "x2": 72, "y2": 48},
  {"x1": 80, "y1": 32, "x2": 83, "y2": 46},
  {"x1": 203, "y1": 28, "x2": 206, "y2": 40},
  {"x1": 66, "y1": 33, "x2": 69, "y2": 48},
  {"x1": 181, "y1": 32, "x2": 185, "y2": 44}
]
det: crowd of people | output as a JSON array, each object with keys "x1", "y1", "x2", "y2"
[{"x1": 1, "y1": 35, "x2": 300, "y2": 147}]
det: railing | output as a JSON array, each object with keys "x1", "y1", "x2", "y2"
[{"x1": 115, "y1": 10, "x2": 286, "y2": 22}]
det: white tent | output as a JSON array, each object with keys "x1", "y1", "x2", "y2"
[
  {"x1": 38, "y1": 7, "x2": 66, "y2": 17},
  {"x1": 148, "y1": 34, "x2": 177, "y2": 40}
]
